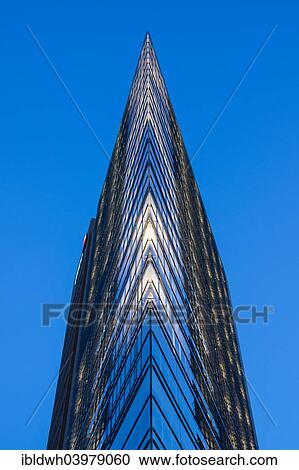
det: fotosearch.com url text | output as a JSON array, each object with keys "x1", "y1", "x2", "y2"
[{"x1": 20, "y1": 451, "x2": 278, "y2": 467}]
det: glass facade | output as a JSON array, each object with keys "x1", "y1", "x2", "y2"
[{"x1": 48, "y1": 33, "x2": 257, "y2": 450}]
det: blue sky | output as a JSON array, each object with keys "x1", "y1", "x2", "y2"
[{"x1": 0, "y1": 0, "x2": 298, "y2": 449}]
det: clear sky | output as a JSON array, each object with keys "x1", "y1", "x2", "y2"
[{"x1": 0, "y1": 0, "x2": 298, "y2": 450}]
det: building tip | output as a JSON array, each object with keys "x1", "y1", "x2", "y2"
[{"x1": 145, "y1": 31, "x2": 152, "y2": 43}]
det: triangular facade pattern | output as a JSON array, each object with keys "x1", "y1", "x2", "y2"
[{"x1": 48, "y1": 34, "x2": 257, "y2": 450}]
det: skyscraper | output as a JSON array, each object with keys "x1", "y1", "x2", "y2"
[{"x1": 48, "y1": 33, "x2": 257, "y2": 450}]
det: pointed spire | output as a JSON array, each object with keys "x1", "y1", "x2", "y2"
[
  {"x1": 143, "y1": 31, "x2": 153, "y2": 50},
  {"x1": 127, "y1": 32, "x2": 169, "y2": 111},
  {"x1": 145, "y1": 31, "x2": 151, "y2": 43},
  {"x1": 134, "y1": 32, "x2": 160, "y2": 78},
  {"x1": 140, "y1": 31, "x2": 153, "y2": 67}
]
